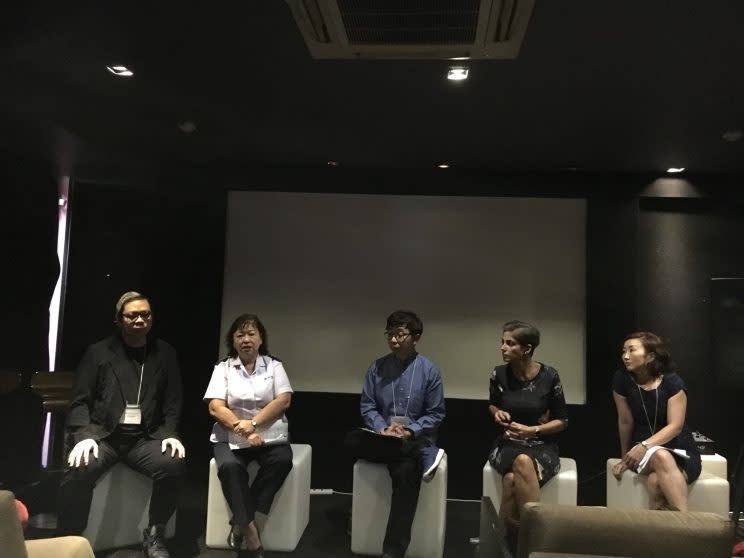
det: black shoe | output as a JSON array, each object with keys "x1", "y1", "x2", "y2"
[
  {"x1": 227, "y1": 525, "x2": 244, "y2": 550},
  {"x1": 239, "y1": 546, "x2": 264, "y2": 558},
  {"x1": 143, "y1": 524, "x2": 170, "y2": 558}
]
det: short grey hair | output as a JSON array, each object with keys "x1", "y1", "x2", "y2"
[{"x1": 114, "y1": 291, "x2": 149, "y2": 321}]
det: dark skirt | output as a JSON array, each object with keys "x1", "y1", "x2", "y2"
[
  {"x1": 488, "y1": 438, "x2": 561, "y2": 487},
  {"x1": 639, "y1": 446, "x2": 702, "y2": 484}
]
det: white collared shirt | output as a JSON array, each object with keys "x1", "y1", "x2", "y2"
[{"x1": 203, "y1": 355, "x2": 293, "y2": 447}]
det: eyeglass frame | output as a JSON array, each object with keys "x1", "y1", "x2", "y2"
[
  {"x1": 122, "y1": 310, "x2": 152, "y2": 321},
  {"x1": 384, "y1": 330, "x2": 412, "y2": 341}
]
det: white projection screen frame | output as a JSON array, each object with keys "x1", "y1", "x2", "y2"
[{"x1": 221, "y1": 191, "x2": 586, "y2": 404}]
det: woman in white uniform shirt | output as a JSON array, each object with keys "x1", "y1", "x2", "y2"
[{"x1": 204, "y1": 314, "x2": 293, "y2": 558}]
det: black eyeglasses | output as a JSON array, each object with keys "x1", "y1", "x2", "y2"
[
  {"x1": 123, "y1": 311, "x2": 152, "y2": 321},
  {"x1": 384, "y1": 331, "x2": 411, "y2": 341}
]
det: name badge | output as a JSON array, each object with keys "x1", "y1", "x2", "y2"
[
  {"x1": 120, "y1": 404, "x2": 142, "y2": 425},
  {"x1": 390, "y1": 415, "x2": 410, "y2": 427}
]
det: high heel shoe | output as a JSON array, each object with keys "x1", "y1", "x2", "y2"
[
  {"x1": 227, "y1": 525, "x2": 243, "y2": 550},
  {"x1": 239, "y1": 546, "x2": 264, "y2": 558}
]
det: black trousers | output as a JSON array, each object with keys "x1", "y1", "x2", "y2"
[
  {"x1": 57, "y1": 432, "x2": 186, "y2": 534},
  {"x1": 213, "y1": 442, "x2": 293, "y2": 526},
  {"x1": 345, "y1": 429, "x2": 424, "y2": 558}
]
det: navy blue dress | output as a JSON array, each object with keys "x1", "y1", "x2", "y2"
[{"x1": 612, "y1": 370, "x2": 701, "y2": 483}]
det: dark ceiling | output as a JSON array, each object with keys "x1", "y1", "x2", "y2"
[{"x1": 2, "y1": 1, "x2": 744, "y2": 180}]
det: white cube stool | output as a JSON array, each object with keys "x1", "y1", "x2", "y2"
[
  {"x1": 482, "y1": 457, "x2": 577, "y2": 513},
  {"x1": 205, "y1": 443, "x2": 311, "y2": 552},
  {"x1": 351, "y1": 453, "x2": 448, "y2": 558},
  {"x1": 83, "y1": 463, "x2": 176, "y2": 551},
  {"x1": 701, "y1": 453, "x2": 728, "y2": 479},
  {"x1": 606, "y1": 458, "x2": 729, "y2": 517}
]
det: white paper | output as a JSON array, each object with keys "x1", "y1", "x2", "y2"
[{"x1": 637, "y1": 445, "x2": 689, "y2": 474}]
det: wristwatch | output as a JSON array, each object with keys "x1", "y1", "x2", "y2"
[
  {"x1": 534, "y1": 426, "x2": 541, "y2": 436},
  {"x1": 640, "y1": 440, "x2": 649, "y2": 448},
  {"x1": 251, "y1": 419, "x2": 258, "y2": 429}
]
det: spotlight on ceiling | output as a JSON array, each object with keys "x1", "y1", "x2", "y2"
[
  {"x1": 106, "y1": 65, "x2": 133, "y2": 77},
  {"x1": 178, "y1": 121, "x2": 197, "y2": 134},
  {"x1": 666, "y1": 167, "x2": 685, "y2": 173},
  {"x1": 447, "y1": 67, "x2": 469, "y2": 81},
  {"x1": 437, "y1": 163, "x2": 450, "y2": 169},
  {"x1": 722, "y1": 129, "x2": 743, "y2": 143}
]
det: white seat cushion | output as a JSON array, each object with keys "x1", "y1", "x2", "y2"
[
  {"x1": 701, "y1": 453, "x2": 727, "y2": 479},
  {"x1": 205, "y1": 443, "x2": 311, "y2": 552},
  {"x1": 83, "y1": 463, "x2": 176, "y2": 551},
  {"x1": 606, "y1": 458, "x2": 729, "y2": 517},
  {"x1": 483, "y1": 457, "x2": 578, "y2": 513},
  {"x1": 351, "y1": 453, "x2": 448, "y2": 558}
]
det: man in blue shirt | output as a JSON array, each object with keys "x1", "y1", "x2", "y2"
[{"x1": 347, "y1": 310, "x2": 445, "y2": 558}]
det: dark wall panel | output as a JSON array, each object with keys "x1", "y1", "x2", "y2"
[
  {"x1": 637, "y1": 197, "x2": 744, "y2": 474},
  {"x1": 711, "y1": 278, "x2": 744, "y2": 389},
  {"x1": 59, "y1": 182, "x2": 227, "y2": 481},
  {"x1": 0, "y1": 157, "x2": 57, "y2": 488}
]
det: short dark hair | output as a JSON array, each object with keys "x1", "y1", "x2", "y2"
[
  {"x1": 225, "y1": 313, "x2": 269, "y2": 357},
  {"x1": 386, "y1": 310, "x2": 423, "y2": 336},
  {"x1": 503, "y1": 320, "x2": 540, "y2": 354},
  {"x1": 623, "y1": 331, "x2": 672, "y2": 378}
]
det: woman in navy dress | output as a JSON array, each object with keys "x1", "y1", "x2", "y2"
[{"x1": 611, "y1": 331, "x2": 701, "y2": 510}]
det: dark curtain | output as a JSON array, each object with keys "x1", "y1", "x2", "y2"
[
  {"x1": 59, "y1": 181, "x2": 226, "y2": 481},
  {"x1": 0, "y1": 158, "x2": 58, "y2": 487}
]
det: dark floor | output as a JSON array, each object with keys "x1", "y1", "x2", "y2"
[{"x1": 96, "y1": 491, "x2": 482, "y2": 558}]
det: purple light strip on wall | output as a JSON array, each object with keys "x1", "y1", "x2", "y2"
[{"x1": 41, "y1": 176, "x2": 70, "y2": 468}]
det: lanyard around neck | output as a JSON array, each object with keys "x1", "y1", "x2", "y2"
[
  {"x1": 392, "y1": 358, "x2": 417, "y2": 417},
  {"x1": 636, "y1": 377, "x2": 659, "y2": 436},
  {"x1": 129, "y1": 346, "x2": 146, "y2": 406}
]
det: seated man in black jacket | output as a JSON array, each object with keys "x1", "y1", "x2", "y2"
[{"x1": 58, "y1": 291, "x2": 186, "y2": 558}]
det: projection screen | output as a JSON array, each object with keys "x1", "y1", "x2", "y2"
[{"x1": 221, "y1": 191, "x2": 586, "y2": 403}]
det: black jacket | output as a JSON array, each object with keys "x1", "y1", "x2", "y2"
[{"x1": 66, "y1": 335, "x2": 182, "y2": 444}]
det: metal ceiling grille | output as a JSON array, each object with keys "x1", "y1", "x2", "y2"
[
  {"x1": 287, "y1": 0, "x2": 535, "y2": 59},
  {"x1": 337, "y1": 0, "x2": 480, "y2": 45}
]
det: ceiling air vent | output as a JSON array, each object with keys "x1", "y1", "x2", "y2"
[{"x1": 286, "y1": 0, "x2": 535, "y2": 59}]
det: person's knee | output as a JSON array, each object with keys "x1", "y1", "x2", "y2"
[
  {"x1": 278, "y1": 454, "x2": 293, "y2": 474},
  {"x1": 154, "y1": 456, "x2": 186, "y2": 480},
  {"x1": 503, "y1": 472, "x2": 516, "y2": 490},
  {"x1": 218, "y1": 460, "x2": 245, "y2": 478},
  {"x1": 512, "y1": 454, "x2": 535, "y2": 476},
  {"x1": 650, "y1": 449, "x2": 675, "y2": 471}
]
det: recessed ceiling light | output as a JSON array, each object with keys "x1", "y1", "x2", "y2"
[
  {"x1": 722, "y1": 129, "x2": 743, "y2": 143},
  {"x1": 178, "y1": 121, "x2": 197, "y2": 133},
  {"x1": 666, "y1": 167, "x2": 685, "y2": 173},
  {"x1": 437, "y1": 163, "x2": 450, "y2": 169},
  {"x1": 447, "y1": 67, "x2": 469, "y2": 81},
  {"x1": 106, "y1": 65, "x2": 133, "y2": 77}
]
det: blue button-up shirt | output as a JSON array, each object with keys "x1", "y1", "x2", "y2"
[{"x1": 360, "y1": 352, "x2": 445, "y2": 443}]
